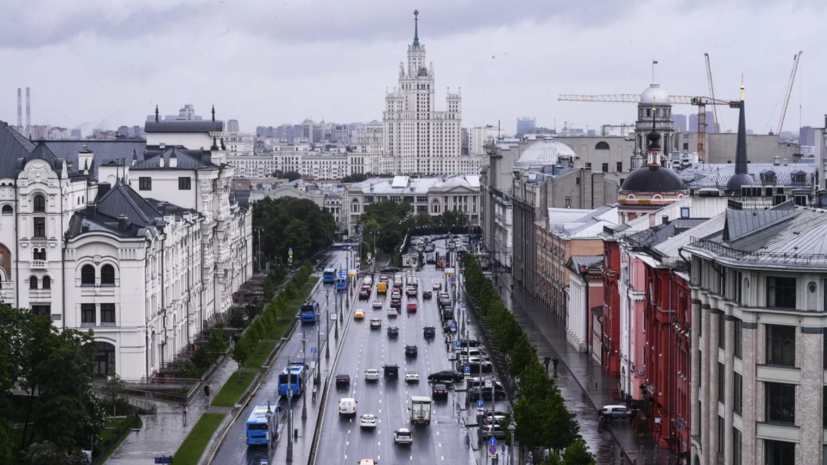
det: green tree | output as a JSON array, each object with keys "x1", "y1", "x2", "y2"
[
  {"x1": 272, "y1": 170, "x2": 302, "y2": 181},
  {"x1": 560, "y1": 437, "x2": 595, "y2": 465},
  {"x1": 232, "y1": 338, "x2": 252, "y2": 376},
  {"x1": 207, "y1": 328, "x2": 229, "y2": 358},
  {"x1": 229, "y1": 309, "x2": 247, "y2": 329},
  {"x1": 23, "y1": 441, "x2": 89, "y2": 465},
  {"x1": 101, "y1": 374, "x2": 126, "y2": 416},
  {"x1": 342, "y1": 173, "x2": 367, "y2": 183},
  {"x1": 413, "y1": 211, "x2": 432, "y2": 228},
  {"x1": 283, "y1": 219, "x2": 312, "y2": 261},
  {"x1": 508, "y1": 334, "x2": 536, "y2": 378},
  {"x1": 0, "y1": 333, "x2": 13, "y2": 464}
]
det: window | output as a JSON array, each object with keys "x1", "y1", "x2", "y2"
[
  {"x1": 734, "y1": 372, "x2": 743, "y2": 414},
  {"x1": 680, "y1": 207, "x2": 690, "y2": 218},
  {"x1": 616, "y1": 162, "x2": 622, "y2": 172},
  {"x1": 718, "y1": 315, "x2": 726, "y2": 349},
  {"x1": 718, "y1": 362, "x2": 726, "y2": 402},
  {"x1": 139, "y1": 177, "x2": 152, "y2": 191},
  {"x1": 585, "y1": 163, "x2": 592, "y2": 169},
  {"x1": 101, "y1": 304, "x2": 115, "y2": 324},
  {"x1": 33, "y1": 195, "x2": 45, "y2": 212},
  {"x1": 823, "y1": 387, "x2": 827, "y2": 427},
  {"x1": 31, "y1": 305, "x2": 50, "y2": 316},
  {"x1": 1, "y1": 205, "x2": 12, "y2": 215},
  {"x1": 33, "y1": 218, "x2": 45, "y2": 237},
  {"x1": 602, "y1": 163, "x2": 609, "y2": 173},
  {"x1": 717, "y1": 416, "x2": 725, "y2": 455},
  {"x1": 765, "y1": 382, "x2": 795, "y2": 424},
  {"x1": 766, "y1": 324, "x2": 795, "y2": 366},
  {"x1": 178, "y1": 177, "x2": 191, "y2": 190},
  {"x1": 734, "y1": 318, "x2": 743, "y2": 359},
  {"x1": 765, "y1": 440, "x2": 795, "y2": 465},
  {"x1": 42, "y1": 276, "x2": 51, "y2": 290},
  {"x1": 733, "y1": 428, "x2": 742, "y2": 465},
  {"x1": 33, "y1": 248, "x2": 45, "y2": 261},
  {"x1": 767, "y1": 276, "x2": 796, "y2": 308},
  {"x1": 81, "y1": 304, "x2": 96, "y2": 324},
  {"x1": 101, "y1": 265, "x2": 115, "y2": 285},
  {"x1": 29, "y1": 276, "x2": 38, "y2": 290},
  {"x1": 81, "y1": 265, "x2": 95, "y2": 286}
]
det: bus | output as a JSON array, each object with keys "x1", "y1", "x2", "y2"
[
  {"x1": 300, "y1": 301, "x2": 319, "y2": 323},
  {"x1": 278, "y1": 363, "x2": 306, "y2": 397},
  {"x1": 246, "y1": 404, "x2": 276, "y2": 446},
  {"x1": 336, "y1": 270, "x2": 348, "y2": 292},
  {"x1": 323, "y1": 268, "x2": 337, "y2": 284}
]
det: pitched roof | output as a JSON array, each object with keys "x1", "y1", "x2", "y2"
[
  {"x1": 95, "y1": 181, "x2": 163, "y2": 227},
  {"x1": 568, "y1": 255, "x2": 603, "y2": 273},
  {"x1": 723, "y1": 207, "x2": 797, "y2": 242},
  {"x1": 0, "y1": 122, "x2": 34, "y2": 178},
  {"x1": 26, "y1": 140, "x2": 58, "y2": 165},
  {"x1": 133, "y1": 147, "x2": 216, "y2": 170},
  {"x1": 144, "y1": 120, "x2": 224, "y2": 133},
  {"x1": 46, "y1": 140, "x2": 148, "y2": 175}
]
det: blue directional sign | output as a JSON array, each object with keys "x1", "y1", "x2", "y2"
[
  {"x1": 451, "y1": 322, "x2": 456, "y2": 330},
  {"x1": 464, "y1": 366, "x2": 471, "y2": 373},
  {"x1": 455, "y1": 341, "x2": 461, "y2": 348},
  {"x1": 461, "y1": 303, "x2": 466, "y2": 309},
  {"x1": 489, "y1": 437, "x2": 497, "y2": 446},
  {"x1": 310, "y1": 347, "x2": 317, "y2": 354},
  {"x1": 477, "y1": 400, "x2": 484, "y2": 408},
  {"x1": 502, "y1": 445, "x2": 506, "y2": 453}
]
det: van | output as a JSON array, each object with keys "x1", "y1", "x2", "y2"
[
  {"x1": 377, "y1": 282, "x2": 388, "y2": 294},
  {"x1": 338, "y1": 398, "x2": 357, "y2": 415}
]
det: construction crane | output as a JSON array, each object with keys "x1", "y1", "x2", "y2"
[
  {"x1": 557, "y1": 94, "x2": 737, "y2": 162},
  {"x1": 704, "y1": 53, "x2": 719, "y2": 133},
  {"x1": 775, "y1": 51, "x2": 803, "y2": 138}
]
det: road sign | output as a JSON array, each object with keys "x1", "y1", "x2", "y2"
[
  {"x1": 464, "y1": 366, "x2": 471, "y2": 374},
  {"x1": 368, "y1": 252, "x2": 372, "y2": 260},
  {"x1": 310, "y1": 347, "x2": 317, "y2": 354},
  {"x1": 288, "y1": 248, "x2": 293, "y2": 255},
  {"x1": 461, "y1": 303, "x2": 466, "y2": 309},
  {"x1": 489, "y1": 446, "x2": 497, "y2": 455},
  {"x1": 455, "y1": 341, "x2": 462, "y2": 348},
  {"x1": 489, "y1": 438, "x2": 497, "y2": 446},
  {"x1": 477, "y1": 400, "x2": 484, "y2": 408},
  {"x1": 451, "y1": 322, "x2": 456, "y2": 330},
  {"x1": 502, "y1": 445, "x2": 506, "y2": 453}
]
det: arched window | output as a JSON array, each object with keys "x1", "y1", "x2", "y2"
[
  {"x1": 33, "y1": 248, "x2": 45, "y2": 261},
  {"x1": 29, "y1": 276, "x2": 38, "y2": 290},
  {"x1": 81, "y1": 264, "x2": 95, "y2": 286},
  {"x1": 33, "y1": 195, "x2": 45, "y2": 213},
  {"x1": 101, "y1": 264, "x2": 115, "y2": 285},
  {"x1": 595, "y1": 141, "x2": 610, "y2": 150},
  {"x1": 1, "y1": 205, "x2": 12, "y2": 215},
  {"x1": 42, "y1": 276, "x2": 51, "y2": 289}
]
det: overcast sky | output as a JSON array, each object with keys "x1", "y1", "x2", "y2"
[{"x1": 0, "y1": 0, "x2": 823, "y2": 136}]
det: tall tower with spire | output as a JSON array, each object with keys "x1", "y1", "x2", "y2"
[{"x1": 383, "y1": 11, "x2": 471, "y2": 175}]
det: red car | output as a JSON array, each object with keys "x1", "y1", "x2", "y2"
[{"x1": 407, "y1": 302, "x2": 417, "y2": 312}]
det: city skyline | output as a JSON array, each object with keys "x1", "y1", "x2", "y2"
[{"x1": 0, "y1": 1, "x2": 822, "y2": 136}]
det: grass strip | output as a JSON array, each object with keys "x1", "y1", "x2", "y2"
[{"x1": 172, "y1": 413, "x2": 226, "y2": 465}]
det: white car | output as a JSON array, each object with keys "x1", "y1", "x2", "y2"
[
  {"x1": 394, "y1": 428, "x2": 413, "y2": 445},
  {"x1": 405, "y1": 371, "x2": 420, "y2": 383},
  {"x1": 360, "y1": 413, "x2": 378, "y2": 428},
  {"x1": 370, "y1": 318, "x2": 382, "y2": 329},
  {"x1": 372, "y1": 300, "x2": 383, "y2": 309},
  {"x1": 387, "y1": 308, "x2": 398, "y2": 317},
  {"x1": 365, "y1": 369, "x2": 381, "y2": 381}
]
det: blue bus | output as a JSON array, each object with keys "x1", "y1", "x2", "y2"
[
  {"x1": 335, "y1": 270, "x2": 348, "y2": 292},
  {"x1": 246, "y1": 404, "x2": 276, "y2": 446},
  {"x1": 323, "y1": 268, "x2": 337, "y2": 284},
  {"x1": 300, "y1": 301, "x2": 319, "y2": 323},
  {"x1": 278, "y1": 363, "x2": 306, "y2": 397}
]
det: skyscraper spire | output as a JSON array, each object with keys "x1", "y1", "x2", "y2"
[
  {"x1": 725, "y1": 81, "x2": 752, "y2": 193},
  {"x1": 412, "y1": 10, "x2": 420, "y2": 47}
]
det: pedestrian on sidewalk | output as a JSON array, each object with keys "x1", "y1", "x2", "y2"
[
  {"x1": 182, "y1": 405, "x2": 188, "y2": 419},
  {"x1": 498, "y1": 283, "x2": 503, "y2": 293},
  {"x1": 204, "y1": 385, "x2": 211, "y2": 397}
]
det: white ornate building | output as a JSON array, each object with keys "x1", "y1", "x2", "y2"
[
  {"x1": 0, "y1": 110, "x2": 253, "y2": 381},
  {"x1": 382, "y1": 11, "x2": 483, "y2": 176}
]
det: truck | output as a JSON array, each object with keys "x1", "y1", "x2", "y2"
[
  {"x1": 410, "y1": 396, "x2": 432, "y2": 425},
  {"x1": 377, "y1": 281, "x2": 388, "y2": 294}
]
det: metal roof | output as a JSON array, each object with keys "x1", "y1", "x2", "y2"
[
  {"x1": 723, "y1": 207, "x2": 797, "y2": 242},
  {"x1": 144, "y1": 120, "x2": 224, "y2": 133},
  {"x1": 353, "y1": 175, "x2": 480, "y2": 195},
  {"x1": 678, "y1": 162, "x2": 814, "y2": 188},
  {"x1": 0, "y1": 122, "x2": 35, "y2": 178},
  {"x1": 568, "y1": 255, "x2": 603, "y2": 273}
]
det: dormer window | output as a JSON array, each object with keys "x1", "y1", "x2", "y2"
[
  {"x1": 761, "y1": 171, "x2": 777, "y2": 184},
  {"x1": 792, "y1": 171, "x2": 806, "y2": 183},
  {"x1": 33, "y1": 195, "x2": 45, "y2": 213}
]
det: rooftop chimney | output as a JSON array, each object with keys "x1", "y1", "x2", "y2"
[
  {"x1": 17, "y1": 88, "x2": 22, "y2": 130},
  {"x1": 86, "y1": 202, "x2": 96, "y2": 219},
  {"x1": 25, "y1": 87, "x2": 30, "y2": 132},
  {"x1": 169, "y1": 152, "x2": 177, "y2": 168},
  {"x1": 118, "y1": 214, "x2": 129, "y2": 232}
]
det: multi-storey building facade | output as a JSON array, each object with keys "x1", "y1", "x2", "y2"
[
  {"x1": 0, "y1": 113, "x2": 253, "y2": 382},
  {"x1": 382, "y1": 11, "x2": 483, "y2": 176}
]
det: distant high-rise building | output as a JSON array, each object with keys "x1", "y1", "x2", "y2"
[
  {"x1": 688, "y1": 111, "x2": 716, "y2": 133},
  {"x1": 227, "y1": 119, "x2": 240, "y2": 133},
  {"x1": 516, "y1": 117, "x2": 536, "y2": 135},
  {"x1": 672, "y1": 114, "x2": 687, "y2": 133},
  {"x1": 800, "y1": 126, "x2": 815, "y2": 146},
  {"x1": 71, "y1": 129, "x2": 82, "y2": 139}
]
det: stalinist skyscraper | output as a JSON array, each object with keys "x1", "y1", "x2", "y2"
[{"x1": 383, "y1": 11, "x2": 479, "y2": 176}]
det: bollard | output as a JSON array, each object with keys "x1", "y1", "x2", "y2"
[{"x1": 294, "y1": 429, "x2": 298, "y2": 440}]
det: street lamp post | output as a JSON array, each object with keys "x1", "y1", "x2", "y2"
[
  {"x1": 508, "y1": 420, "x2": 516, "y2": 465},
  {"x1": 302, "y1": 335, "x2": 308, "y2": 420},
  {"x1": 326, "y1": 290, "x2": 331, "y2": 358},
  {"x1": 265, "y1": 401, "x2": 274, "y2": 451},
  {"x1": 286, "y1": 357, "x2": 293, "y2": 463}
]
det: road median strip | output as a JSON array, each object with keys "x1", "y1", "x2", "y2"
[{"x1": 173, "y1": 413, "x2": 226, "y2": 465}]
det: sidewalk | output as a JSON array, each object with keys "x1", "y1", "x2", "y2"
[
  {"x1": 105, "y1": 358, "x2": 237, "y2": 465},
  {"x1": 493, "y1": 271, "x2": 676, "y2": 464}
]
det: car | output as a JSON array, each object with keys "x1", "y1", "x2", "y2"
[
  {"x1": 443, "y1": 319, "x2": 457, "y2": 333},
  {"x1": 391, "y1": 289, "x2": 402, "y2": 299},
  {"x1": 465, "y1": 377, "x2": 502, "y2": 390},
  {"x1": 365, "y1": 369, "x2": 381, "y2": 381},
  {"x1": 457, "y1": 338, "x2": 482, "y2": 348},
  {"x1": 372, "y1": 300, "x2": 383, "y2": 309},
  {"x1": 426, "y1": 255, "x2": 436, "y2": 264},
  {"x1": 598, "y1": 405, "x2": 636, "y2": 422},
  {"x1": 384, "y1": 364, "x2": 399, "y2": 378},
  {"x1": 394, "y1": 428, "x2": 413, "y2": 445},
  {"x1": 423, "y1": 326, "x2": 436, "y2": 338},
  {"x1": 370, "y1": 318, "x2": 382, "y2": 329},
  {"x1": 427, "y1": 370, "x2": 464, "y2": 383},
  {"x1": 467, "y1": 386, "x2": 506, "y2": 401},
  {"x1": 407, "y1": 302, "x2": 417, "y2": 311},
  {"x1": 338, "y1": 397, "x2": 357, "y2": 415},
  {"x1": 433, "y1": 282, "x2": 442, "y2": 290},
  {"x1": 387, "y1": 326, "x2": 399, "y2": 337},
  {"x1": 387, "y1": 307, "x2": 398, "y2": 317},
  {"x1": 406, "y1": 286, "x2": 417, "y2": 296},
  {"x1": 359, "y1": 414, "x2": 378, "y2": 428},
  {"x1": 390, "y1": 299, "x2": 401, "y2": 309},
  {"x1": 432, "y1": 383, "x2": 449, "y2": 398},
  {"x1": 423, "y1": 290, "x2": 432, "y2": 299},
  {"x1": 480, "y1": 423, "x2": 507, "y2": 440},
  {"x1": 359, "y1": 460, "x2": 377, "y2": 465},
  {"x1": 359, "y1": 289, "x2": 370, "y2": 300},
  {"x1": 463, "y1": 361, "x2": 494, "y2": 374},
  {"x1": 404, "y1": 345, "x2": 418, "y2": 357},
  {"x1": 458, "y1": 348, "x2": 489, "y2": 361},
  {"x1": 405, "y1": 371, "x2": 420, "y2": 382},
  {"x1": 335, "y1": 374, "x2": 351, "y2": 387},
  {"x1": 379, "y1": 274, "x2": 389, "y2": 283},
  {"x1": 354, "y1": 310, "x2": 365, "y2": 319}
]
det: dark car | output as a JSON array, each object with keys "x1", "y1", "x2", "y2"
[
  {"x1": 387, "y1": 326, "x2": 399, "y2": 338},
  {"x1": 443, "y1": 319, "x2": 457, "y2": 333},
  {"x1": 405, "y1": 345, "x2": 418, "y2": 357},
  {"x1": 423, "y1": 290, "x2": 432, "y2": 299},
  {"x1": 390, "y1": 299, "x2": 402, "y2": 309},
  {"x1": 427, "y1": 370, "x2": 464, "y2": 383},
  {"x1": 423, "y1": 326, "x2": 436, "y2": 338},
  {"x1": 384, "y1": 364, "x2": 399, "y2": 378},
  {"x1": 381, "y1": 266, "x2": 400, "y2": 273},
  {"x1": 441, "y1": 308, "x2": 454, "y2": 321},
  {"x1": 467, "y1": 386, "x2": 506, "y2": 401},
  {"x1": 335, "y1": 374, "x2": 351, "y2": 387},
  {"x1": 359, "y1": 289, "x2": 370, "y2": 300},
  {"x1": 457, "y1": 338, "x2": 482, "y2": 348},
  {"x1": 432, "y1": 383, "x2": 449, "y2": 399}
]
